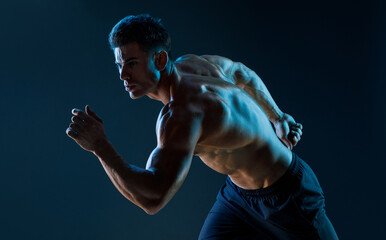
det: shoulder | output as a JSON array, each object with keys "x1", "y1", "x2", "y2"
[
  {"x1": 156, "y1": 101, "x2": 204, "y2": 149},
  {"x1": 158, "y1": 101, "x2": 204, "y2": 125},
  {"x1": 175, "y1": 54, "x2": 233, "y2": 68},
  {"x1": 200, "y1": 54, "x2": 231, "y2": 62},
  {"x1": 200, "y1": 55, "x2": 235, "y2": 70},
  {"x1": 175, "y1": 54, "x2": 202, "y2": 63}
]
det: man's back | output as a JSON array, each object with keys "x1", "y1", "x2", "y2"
[{"x1": 165, "y1": 54, "x2": 292, "y2": 189}]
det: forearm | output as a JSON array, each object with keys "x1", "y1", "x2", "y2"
[
  {"x1": 93, "y1": 141, "x2": 163, "y2": 214},
  {"x1": 67, "y1": 106, "x2": 171, "y2": 214},
  {"x1": 242, "y1": 84, "x2": 283, "y2": 123}
]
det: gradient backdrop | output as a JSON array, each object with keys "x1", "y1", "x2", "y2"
[{"x1": 0, "y1": 0, "x2": 385, "y2": 239}]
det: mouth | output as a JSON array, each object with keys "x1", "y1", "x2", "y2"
[{"x1": 125, "y1": 85, "x2": 136, "y2": 92}]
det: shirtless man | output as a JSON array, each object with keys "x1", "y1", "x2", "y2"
[{"x1": 66, "y1": 14, "x2": 338, "y2": 239}]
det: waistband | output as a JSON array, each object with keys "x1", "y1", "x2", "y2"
[{"x1": 228, "y1": 151, "x2": 303, "y2": 198}]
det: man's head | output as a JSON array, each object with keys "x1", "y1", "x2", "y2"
[
  {"x1": 109, "y1": 14, "x2": 171, "y2": 56},
  {"x1": 109, "y1": 14, "x2": 172, "y2": 99}
]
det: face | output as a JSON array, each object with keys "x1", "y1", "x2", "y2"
[{"x1": 114, "y1": 42, "x2": 160, "y2": 99}]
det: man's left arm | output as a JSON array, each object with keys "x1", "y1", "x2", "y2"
[
  {"x1": 234, "y1": 62, "x2": 303, "y2": 149},
  {"x1": 201, "y1": 55, "x2": 303, "y2": 149}
]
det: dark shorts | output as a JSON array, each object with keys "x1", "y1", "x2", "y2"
[{"x1": 199, "y1": 152, "x2": 338, "y2": 240}]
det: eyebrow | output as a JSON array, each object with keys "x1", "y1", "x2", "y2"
[{"x1": 115, "y1": 57, "x2": 138, "y2": 64}]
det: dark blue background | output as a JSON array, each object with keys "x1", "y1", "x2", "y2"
[{"x1": 0, "y1": 0, "x2": 384, "y2": 239}]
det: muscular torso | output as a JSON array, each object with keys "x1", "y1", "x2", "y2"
[{"x1": 162, "y1": 54, "x2": 292, "y2": 190}]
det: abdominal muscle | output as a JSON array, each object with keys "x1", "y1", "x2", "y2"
[{"x1": 195, "y1": 141, "x2": 292, "y2": 190}]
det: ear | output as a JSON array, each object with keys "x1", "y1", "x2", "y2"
[{"x1": 154, "y1": 50, "x2": 168, "y2": 71}]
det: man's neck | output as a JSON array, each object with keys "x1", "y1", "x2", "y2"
[{"x1": 147, "y1": 63, "x2": 176, "y2": 105}]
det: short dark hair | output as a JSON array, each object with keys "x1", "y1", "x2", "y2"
[{"x1": 108, "y1": 14, "x2": 171, "y2": 57}]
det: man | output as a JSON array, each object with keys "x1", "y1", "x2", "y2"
[{"x1": 66, "y1": 14, "x2": 338, "y2": 239}]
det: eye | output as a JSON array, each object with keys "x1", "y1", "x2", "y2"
[{"x1": 127, "y1": 61, "x2": 137, "y2": 67}]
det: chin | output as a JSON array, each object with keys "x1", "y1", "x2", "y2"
[
  {"x1": 129, "y1": 93, "x2": 140, "y2": 99},
  {"x1": 129, "y1": 91, "x2": 146, "y2": 99}
]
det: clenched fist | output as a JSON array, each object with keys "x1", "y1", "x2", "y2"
[
  {"x1": 273, "y1": 113, "x2": 303, "y2": 150},
  {"x1": 66, "y1": 105, "x2": 107, "y2": 153}
]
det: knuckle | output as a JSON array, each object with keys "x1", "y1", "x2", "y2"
[
  {"x1": 66, "y1": 128, "x2": 77, "y2": 137},
  {"x1": 72, "y1": 109, "x2": 79, "y2": 115}
]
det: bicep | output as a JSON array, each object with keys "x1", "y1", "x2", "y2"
[
  {"x1": 145, "y1": 146, "x2": 192, "y2": 192},
  {"x1": 145, "y1": 105, "x2": 203, "y2": 196}
]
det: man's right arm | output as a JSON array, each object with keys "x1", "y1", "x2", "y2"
[{"x1": 66, "y1": 104, "x2": 202, "y2": 215}]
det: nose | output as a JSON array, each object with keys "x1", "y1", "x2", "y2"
[
  {"x1": 119, "y1": 67, "x2": 130, "y2": 81},
  {"x1": 120, "y1": 72, "x2": 129, "y2": 81}
]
